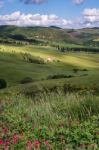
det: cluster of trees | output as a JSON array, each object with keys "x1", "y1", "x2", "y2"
[
  {"x1": 0, "y1": 36, "x2": 48, "y2": 46},
  {"x1": 0, "y1": 39, "x2": 27, "y2": 45},
  {"x1": 54, "y1": 45, "x2": 99, "y2": 53},
  {"x1": 84, "y1": 40, "x2": 99, "y2": 47}
]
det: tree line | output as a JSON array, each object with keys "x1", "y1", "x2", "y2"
[{"x1": 53, "y1": 45, "x2": 99, "y2": 53}]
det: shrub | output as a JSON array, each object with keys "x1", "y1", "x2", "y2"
[
  {"x1": 73, "y1": 68, "x2": 79, "y2": 73},
  {"x1": 22, "y1": 53, "x2": 45, "y2": 64},
  {"x1": 0, "y1": 79, "x2": 7, "y2": 89},
  {"x1": 47, "y1": 74, "x2": 74, "y2": 79},
  {"x1": 20, "y1": 77, "x2": 33, "y2": 84},
  {"x1": 82, "y1": 68, "x2": 88, "y2": 71},
  {"x1": 73, "y1": 68, "x2": 88, "y2": 73}
]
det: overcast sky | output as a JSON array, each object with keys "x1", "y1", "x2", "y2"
[{"x1": 0, "y1": 0, "x2": 99, "y2": 28}]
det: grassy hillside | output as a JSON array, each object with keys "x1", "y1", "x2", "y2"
[
  {"x1": 0, "y1": 25, "x2": 99, "y2": 47},
  {"x1": 0, "y1": 44, "x2": 99, "y2": 96},
  {"x1": 0, "y1": 27, "x2": 99, "y2": 149},
  {"x1": 0, "y1": 26, "x2": 75, "y2": 44}
]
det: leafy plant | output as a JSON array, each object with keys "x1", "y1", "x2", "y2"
[{"x1": 0, "y1": 79, "x2": 7, "y2": 89}]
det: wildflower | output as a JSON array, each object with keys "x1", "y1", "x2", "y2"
[
  {"x1": 27, "y1": 141, "x2": 33, "y2": 150},
  {"x1": 4, "y1": 141, "x2": 10, "y2": 147},
  {"x1": 33, "y1": 140, "x2": 40, "y2": 149},
  {"x1": 44, "y1": 140, "x2": 51, "y2": 149},
  {"x1": 44, "y1": 140, "x2": 49, "y2": 145},
  {"x1": 4, "y1": 145, "x2": 9, "y2": 150},
  {"x1": 4, "y1": 141, "x2": 10, "y2": 150},
  {"x1": 0, "y1": 139, "x2": 4, "y2": 145},
  {"x1": 2, "y1": 128, "x2": 8, "y2": 135},
  {"x1": 12, "y1": 134, "x2": 19, "y2": 144}
]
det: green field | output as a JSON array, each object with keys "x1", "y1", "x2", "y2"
[
  {"x1": 0, "y1": 44, "x2": 99, "y2": 88},
  {"x1": 0, "y1": 43, "x2": 99, "y2": 150}
]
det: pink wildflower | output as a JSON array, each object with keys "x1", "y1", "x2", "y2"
[
  {"x1": 2, "y1": 128, "x2": 8, "y2": 135},
  {"x1": 4, "y1": 146, "x2": 9, "y2": 150},
  {"x1": 12, "y1": 134, "x2": 19, "y2": 144},
  {"x1": 33, "y1": 140, "x2": 40, "y2": 149},
  {"x1": 44, "y1": 140, "x2": 51, "y2": 149},
  {"x1": 27, "y1": 141, "x2": 33, "y2": 150},
  {"x1": 4, "y1": 141, "x2": 10, "y2": 150},
  {"x1": 0, "y1": 139, "x2": 4, "y2": 145}
]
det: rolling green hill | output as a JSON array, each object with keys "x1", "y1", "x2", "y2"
[
  {"x1": 0, "y1": 26, "x2": 99, "y2": 95},
  {"x1": 0, "y1": 25, "x2": 99, "y2": 47},
  {"x1": 0, "y1": 44, "x2": 99, "y2": 96}
]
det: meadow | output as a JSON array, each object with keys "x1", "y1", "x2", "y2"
[
  {"x1": 0, "y1": 44, "x2": 99, "y2": 88},
  {"x1": 0, "y1": 43, "x2": 99, "y2": 150}
]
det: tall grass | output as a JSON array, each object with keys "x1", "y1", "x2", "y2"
[
  {"x1": 1, "y1": 92, "x2": 99, "y2": 128},
  {"x1": 0, "y1": 92, "x2": 99, "y2": 149}
]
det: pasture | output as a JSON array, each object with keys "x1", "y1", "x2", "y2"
[{"x1": 0, "y1": 44, "x2": 99, "y2": 89}]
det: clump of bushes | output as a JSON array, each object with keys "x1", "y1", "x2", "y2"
[
  {"x1": 73, "y1": 68, "x2": 79, "y2": 73},
  {"x1": 73, "y1": 68, "x2": 88, "y2": 73},
  {"x1": 63, "y1": 84, "x2": 82, "y2": 93},
  {"x1": 22, "y1": 53, "x2": 45, "y2": 64},
  {"x1": 47, "y1": 74, "x2": 74, "y2": 80},
  {"x1": 82, "y1": 68, "x2": 88, "y2": 71},
  {"x1": 0, "y1": 79, "x2": 7, "y2": 89},
  {"x1": 20, "y1": 77, "x2": 33, "y2": 84}
]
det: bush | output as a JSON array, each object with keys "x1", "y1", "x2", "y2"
[
  {"x1": 22, "y1": 53, "x2": 45, "y2": 64},
  {"x1": 73, "y1": 68, "x2": 79, "y2": 73},
  {"x1": 0, "y1": 79, "x2": 7, "y2": 89},
  {"x1": 82, "y1": 68, "x2": 88, "y2": 71},
  {"x1": 20, "y1": 77, "x2": 33, "y2": 84},
  {"x1": 73, "y1": 68, "x2": 88, "y2": 73},
  {"x1": 47, "y1": 74, "x2": 74, "y2": 79}
]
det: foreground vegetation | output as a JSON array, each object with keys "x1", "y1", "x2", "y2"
[{"x1": 0, "y1": 92, "x2": 99, "y2": 150}]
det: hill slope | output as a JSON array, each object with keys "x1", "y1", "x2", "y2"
[
  {"x1": 0, "y1": 44, "x2": 99, "y2": 94},
  {"x1": 0, "y1": 25, "x2": 99, "y2": 46}
]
